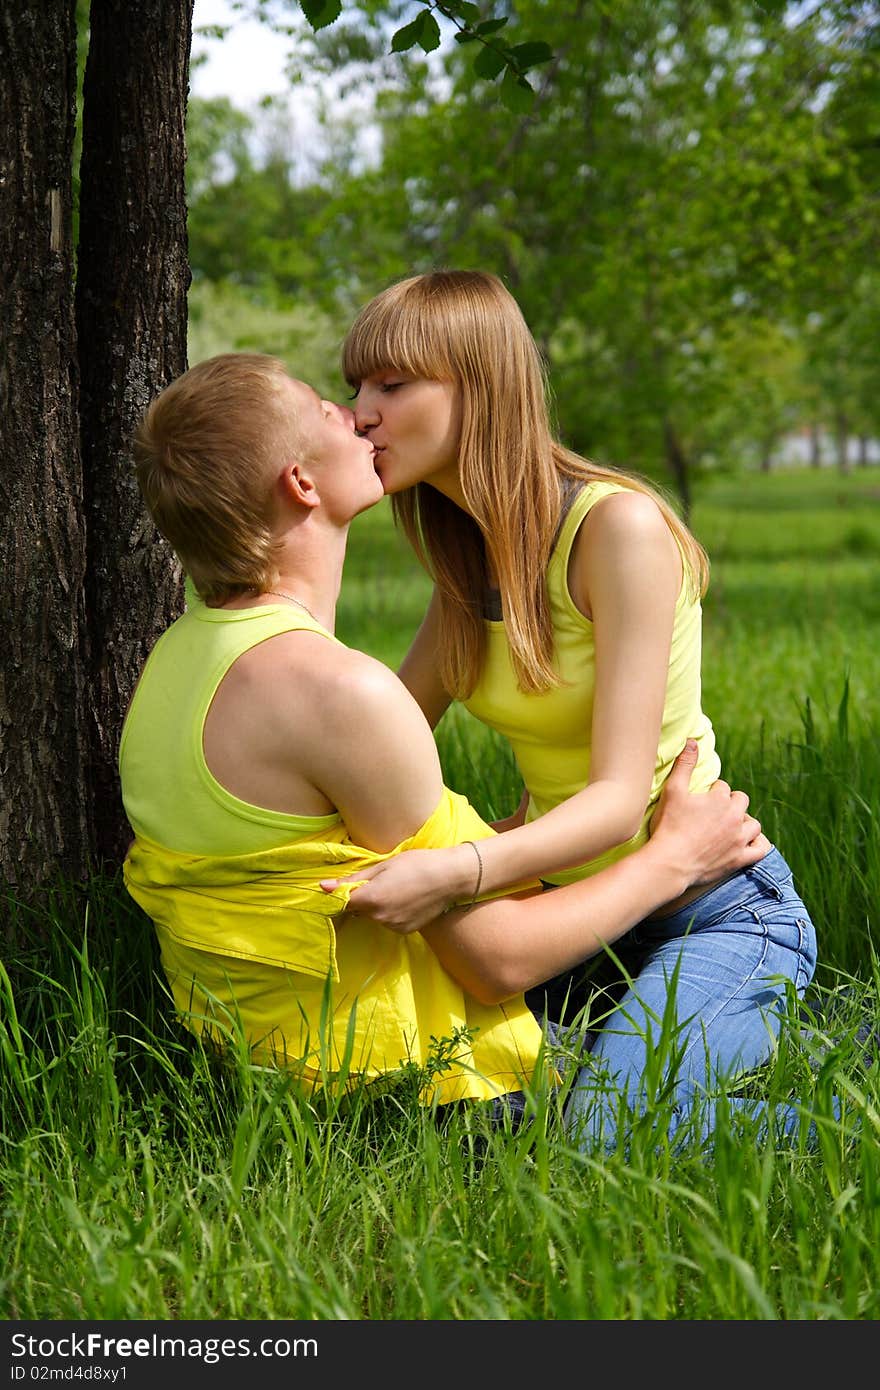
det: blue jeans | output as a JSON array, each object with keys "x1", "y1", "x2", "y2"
[{"x1": 563, "y1": 846, "x2": 818, "y2": 1150}]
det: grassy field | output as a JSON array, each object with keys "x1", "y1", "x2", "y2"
[{"x1": 2, "y1": 465, "x2": 879, "y2": 1322}]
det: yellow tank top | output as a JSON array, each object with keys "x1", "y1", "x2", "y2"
[
  {"x1": 119, "y1": 598, "x2": 344, "y2": 855},
  {"x1": 119, "y1": 598, "x2": 547, "y2": 1104},
  {"x1": 463, "y1": 481, "x2": 721, "y2": 885}
]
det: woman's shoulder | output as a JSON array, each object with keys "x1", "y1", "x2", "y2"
[
  {"x1": 576, "y1": 491, "x2": 681, "y2": 585},
  {"x1": 581, "y1": 484, "x2": 667, "y2": 534},
  {"x1": 570, "y1": 474, "x2": 646, "y2": 515},
  {"x1": 554, "y1": 476, "x2": 660, "y2": 561},
  {"x1": 558, "y1": 477, "x2": 680, "y2": 596}
]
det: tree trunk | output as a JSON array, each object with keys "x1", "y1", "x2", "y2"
[
  {"x1": 663, "y1": 417, "x2": 692, "y2": 525},
  {"x1": 834, "y1": 412, "x2": 850, "y2": 474},
  {"x1": 809, "y1": 423, "x2": 822, "y2": 468},
  {"x1": 76, "y1": 0, "x2": 193, "y2": 869},
  {"x1": 0, "y1": 0, "x2": 93, "y2": 886},
  {"x1": 760, "y1": 435, "x2": 776, "y2": 473}
]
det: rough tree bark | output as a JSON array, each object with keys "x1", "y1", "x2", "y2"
[
  {"x1": 76, "y1": 0, "x2": 193, "y2": 869},
  {"x1": 0, "y1": 0, "x2": 92, "y2": 885}
]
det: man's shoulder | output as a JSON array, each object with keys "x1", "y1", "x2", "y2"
[
  {"x1": 317, "y1": 643, "x2": 407, "y2": 713},
  {"x1": 248, "y1": 629, "x2": 404, "y2": 712}
]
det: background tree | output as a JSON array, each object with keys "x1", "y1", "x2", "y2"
[
  {"x1": 77, "y1": 0, "x2": 192, "y2": 868},
  {"x1": 1, "y1": 0, "x2": 91, "y2": 887},
  {"x1": 1, "y1": 0, "x2": 194, "y2": 890}
]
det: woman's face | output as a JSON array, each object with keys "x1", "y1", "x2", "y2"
[{"x1": 352, "y1": 372, "x2": 463, "y2": 500}]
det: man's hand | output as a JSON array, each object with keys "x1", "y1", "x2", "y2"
[{"x1": 649, "y1": 739, "x2": 771, "y2": 886}]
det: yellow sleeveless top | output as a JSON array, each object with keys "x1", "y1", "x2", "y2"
[
  {"x1": 119, "y1": 597, "x2": 547, "y2": 1104},
  {"x1": 463, "y1": 481, "x2": 721, "y2": 885},
  {"x1": 119, "y1": 596, "x2": 345, "y2": 855}
]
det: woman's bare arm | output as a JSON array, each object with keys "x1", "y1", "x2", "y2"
[
  {"x1": 397, "y1": 587, "x2": 453, "y2": 730},
  {"x1": 422, "y1": 746, "x2": 768, "y2": 1004}
]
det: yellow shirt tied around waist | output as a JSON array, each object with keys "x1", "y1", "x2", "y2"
[
  {"x1": 119, "y1": 596, "x2": 547, "y2": 1106},
  {"x1": 464, "y1": 480, "x2": 722, "y2": 886}
]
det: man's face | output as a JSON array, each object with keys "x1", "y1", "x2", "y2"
[{"x1": 282, "y1": 378, "x2": 384, "y2": 523}]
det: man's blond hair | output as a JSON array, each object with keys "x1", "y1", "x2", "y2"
[{"x1": 132, "y1": 353, "x2": 299, "y2": 604}]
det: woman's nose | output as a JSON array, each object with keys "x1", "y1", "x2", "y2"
[
  {"x1": 334, "y1": 403, "x2": 356, "y2": 430},
  {"x1": 353, "y1": 390, "x2": 379, "y2": 432}
]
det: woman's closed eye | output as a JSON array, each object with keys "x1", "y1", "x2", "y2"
[{"x1": 346, "y1": 378, "x2": 403, "y2": 399}]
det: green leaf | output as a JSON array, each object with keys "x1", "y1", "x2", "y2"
[
  {"x1": 390, "y1": 8, "x2": 440, "y2": 57},
  {"x1": 417, "y1": 13, "x2": 442, "y2": 54},
  {"x1": 298, "y1": 0, "x2": 342, "y2": 31},
  {"x1": 474, "y1": 18, "x2": 508, "y2": 36},
  {"x1": 391, "y1": 15, "x2": 427, "y2": 53},
  {"x1": 443, "y1": 0, "x2": 481, "y2": 20},
  {"x1": 508, "y1": 41, "x2": 553, "y2": 73},
  {"x1": 499, "y1": 67, "x2": 535, "y2": 113},
  {"x1": 473, "y1": 45, "x2": 508, "y2": 80},
  {"x1": 454, "y1": 31, "x2": 479, "y2": 44}
]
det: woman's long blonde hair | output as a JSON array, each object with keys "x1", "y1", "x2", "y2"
[{"x1": 343, "y1": 270, "x2": 708, "y2": 697}]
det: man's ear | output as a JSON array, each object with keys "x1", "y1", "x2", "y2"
[{"x1": 279, "y1": 461, "x2": 320, "y2": 510}]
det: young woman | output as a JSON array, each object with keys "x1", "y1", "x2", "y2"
[
  {"x1": 324, "y1": 269, "x2": 818, "y2": 1144},
  {"x1": 120, "y1": 352, "x2": 769, "y2": 1135}
]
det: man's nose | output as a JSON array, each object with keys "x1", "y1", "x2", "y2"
[{"x1": 327, "y1": 401, "x2": 356, "y2": 430}]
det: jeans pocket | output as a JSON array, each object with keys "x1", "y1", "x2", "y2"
[{"x1": 745, "y1": 849, "x2": 793, "y2": 901}]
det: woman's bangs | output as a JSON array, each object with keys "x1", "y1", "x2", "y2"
[{"x1": 342, "y1": 293, "x2": 452, "y2": 384}]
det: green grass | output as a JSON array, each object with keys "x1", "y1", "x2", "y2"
[
  {"x1": 2, "y1": 465, "x2": 879, "y2": 1321},
  {"x1": 2, "y1": 895, "x2": 878, "y2": 1319},
  {"x1": 694, "y1": 467, "x2": 880, "y2": 749}
]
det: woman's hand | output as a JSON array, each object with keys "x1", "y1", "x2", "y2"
[
  {"x1": 649, "y1": 740, "x2": 771, "y2": 886},
  {"x1": 320, "y1": 842, "x2": 482, "y2": 933}
]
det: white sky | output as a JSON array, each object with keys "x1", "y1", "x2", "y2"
[
  {"x1": 191, "y1": 0, "x2": 293, "y2": 105},
  {"x1": 190, "y1": 0, "x2": 383, "y2": 172}
]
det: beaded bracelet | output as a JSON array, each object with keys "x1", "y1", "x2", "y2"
[{"x1": 463, "y1": 839, "x2": 484, "y2": 904}]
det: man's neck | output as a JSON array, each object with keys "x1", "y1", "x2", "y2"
[{"x1": 272, "y1": 525, "x2": 348, "y2": 633}]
